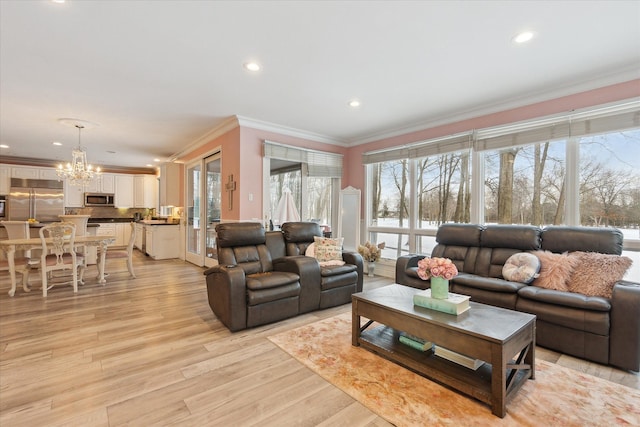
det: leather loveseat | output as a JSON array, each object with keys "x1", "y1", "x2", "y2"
[
  {"x1": 395, "y1": 223, "x2": 640, "y2": 372},
  {"x1": 204, "y1": 222, "x2": 363, "y2": 331}
]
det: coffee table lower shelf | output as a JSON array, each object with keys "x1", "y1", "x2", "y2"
[{"x1": 358, "y1": 325, "x2": 530, "y2": 413}]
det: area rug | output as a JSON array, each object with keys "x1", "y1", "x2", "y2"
[{"x1": 268, "y1": 313, "x2": 640, "y2": 426}]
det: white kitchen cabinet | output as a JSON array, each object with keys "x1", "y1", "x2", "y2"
[
  {"x1": 114, "y1": 175, "x2": 134, "y2": 208},
  {"x1": 134, "y1": 174, "x2": 158, "y2": 208},
  {"x1": 101, "y1": 174, "x2": 115, "y2": 193},
  {"x1": 11, "y1": 166, "x2": 39, "y2": 179},
  {"x1": 0, "y1": 165, "x2": 9, "y2": 194},
  {"x1": 159, "y1": 163, "x2": 181, "y2": 206},
  {"x1": 10, "y1": 166, "x2": 60, "y2": 180},
  {"x1": 84, "y1": 173, "x2": 115, "y2": 194},
  {"x1": 96, "y1": 223, "x2": 117, "y2": 247},
  {"x1": 119, "y1": 222, "x2": 132, "y2": 247},
  {"x1": 134, "y1": 223, "x2": 145, "y2": 250},
  {"x1": 145, "y1": 224, "x2": 179, "y2": 259},
  {"x1": 39, "y1": 168, "x2": 60, "y2": 180},
  {"x1": 64, "y1": 180, "x2": 85, "y2": 207}
]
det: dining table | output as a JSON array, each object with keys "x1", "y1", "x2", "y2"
[{"x1": 0, "y1": 234, "x2": 116, "y2": 297}]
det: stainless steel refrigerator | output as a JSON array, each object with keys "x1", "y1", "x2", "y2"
[{"x1": 8, "y1": 178, "x2": 65, "y2": 222}]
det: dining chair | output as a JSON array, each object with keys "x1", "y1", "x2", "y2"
[
  {"x1": 1, "y1": 220, "x2": 38, "y2": 294},
  {"x1": 101, "y1": 222, "x2": 136, "y2": 278},
  {"x1": 58, "y1": 214, "x2": 90, "y2": 280},
  {"x1": 39, "y1": 222, "x2": 85, "y2": 297}
]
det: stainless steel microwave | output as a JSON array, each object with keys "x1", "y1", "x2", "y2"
[{"x1": 85, "y1": 193, "x2": 115, "y2": 207}]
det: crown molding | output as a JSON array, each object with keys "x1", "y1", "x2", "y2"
[
  {"x1": 1, "y1": 156, "x2": 156, "y2": 175},
  {"x1": 236, "y1": 115, "x2": 345, "y2": 146},
  {"x1": 167, "y1": 116, "x2": 240, "y2": 162}
]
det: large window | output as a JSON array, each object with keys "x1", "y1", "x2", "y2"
[
  {"x1": 484, "y1": 140, "x2": 566, "y2": 225},
  {"x1": 363, "y1": 101, "x2": 640, "y2": 281},
  {"x1": 264, "y1": 141, "x2": 342, "y2": 231}
]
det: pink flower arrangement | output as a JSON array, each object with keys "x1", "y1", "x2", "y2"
[{"x1": 417, "y1": 257, "x2": 458, "y2": 280}]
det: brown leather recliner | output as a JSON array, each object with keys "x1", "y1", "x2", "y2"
[
  {"x1": 204, "y1": 222, "x2": 308, "y2": 331},
  {"x1": 204, "y1": 222, "x2": 363, "y2": 332},
  {"x1": 280, "y1": 222, "x2": 363, "y2": 309}
]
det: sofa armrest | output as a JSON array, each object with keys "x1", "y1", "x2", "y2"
[
  {"x1": 610, "y1": 280, "x2": 640, "y2": 371},
  {"x1": 342, "y1": 251, "x2": 364, "y2": 292},
  {"x1": 273, "y1": 256, "x2": 321, "y2": 313},
  {"x1": 203, "y1": 265, "x2": 248, "y2": 332},
  {"x1": 395, "y1": 254, "x2": 427, "y2": 288}
]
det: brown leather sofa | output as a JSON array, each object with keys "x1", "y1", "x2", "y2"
[
  {"x1": 204, "y1": 222, "x2": 363, "y2": 331},
  {"x1": 395, "y1": 223, "x2": 640, "y2": 372}
]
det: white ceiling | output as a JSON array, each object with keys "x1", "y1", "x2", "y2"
[{"x1": 1, "y1": 0, "x2": 639, "y2": 170}]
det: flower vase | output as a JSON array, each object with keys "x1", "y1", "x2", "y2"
[
  {"x1": 430, "y1": 276, "x2": 449, "y2": 299},
  {"x1": 368, "y1": 261, "x2": 375, "y2": 277}
]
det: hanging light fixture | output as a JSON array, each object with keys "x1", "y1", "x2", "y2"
[{"x1": 56, "y1": 120, "x2": 101, "y2": 186}]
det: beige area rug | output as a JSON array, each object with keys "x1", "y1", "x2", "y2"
[{"x1": 268, "y1": 313, "x2": 640, "y2": 427}]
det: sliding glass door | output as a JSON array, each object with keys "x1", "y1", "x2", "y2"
[{"x1": 185, "y1": 152, "x2": 221, "y2": 267}]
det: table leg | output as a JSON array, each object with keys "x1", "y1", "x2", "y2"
[
  {"x1": 6, "y1": 246, "x2": 17, "y2": 297},
  {"x1": 352, "y1": 301, "x2": 360, "y2": 346},
  {"x1": 97, "y1": 242, "x2": 108, "y2": 285}
]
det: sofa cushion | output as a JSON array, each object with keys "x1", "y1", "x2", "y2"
[
  {"x1": 517, "y1": 286, "x2": 611, "y2": 311},
  {"x1": 541, "y1": 226, "x2": 624, "y2": 254},
  {"x1": 314, "y1": 236, "x2": 344, "y2": 262},
  {"x1": 565, "y1": 251, "x2": 632, "y2": 298},
  {"x1": 531, "y1": 250, "x2": 580, "y2": 291},
  {"x1": 502, "y1": 252, "x2": 540, "y2": 284},
  {"x1": 452, "y1": 272, "x2": 525, "y2": 293}
]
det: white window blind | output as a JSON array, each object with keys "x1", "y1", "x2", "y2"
[
  {"x1": 362, "y1": 132, "x2": 473, "y2": 164},
  {"x1": 362, "y1": 100, "x2": 640, "y2": 160},
  {"x1": 263, "y1": 141, "x2": 343, "y2": 177},
  {"x1": 476, "y1": 100, "x2": 640, "y2": 151}
]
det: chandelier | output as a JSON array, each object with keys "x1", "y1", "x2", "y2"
[{"x1": 56, "y1": 123, "x2": 101, "y2": 186}]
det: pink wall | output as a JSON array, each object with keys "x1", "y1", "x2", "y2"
[
  {"x1": 345, "y1": 79, "x2": 640, "y2": 193},
  {"x1": 178, "y1": 127, "x2": 241, "y2": 220}
]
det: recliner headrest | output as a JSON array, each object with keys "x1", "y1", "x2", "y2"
[
  {"x1": 481, "y1": 225, "x2": 542, "y2": 250},
  {"x1": 541, "y1": 226, "x2": 623, "y2": 254},
  {"x1": 281, "y1": 222, "x2": 322, "y2": 243},
  {"x1": 436, "y1": 223, "x2": 483, "y2": 247},
  {"x1": 215, "y1": 222, "x2": 265, "y2": 248}
]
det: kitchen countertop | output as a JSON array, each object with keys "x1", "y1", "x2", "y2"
[
  {"x1": 88, "y1": 218, "x2": 135, "y2": 223},
  {"x1": 28, "y1": 222, "x2": 100, "y2": 228}
]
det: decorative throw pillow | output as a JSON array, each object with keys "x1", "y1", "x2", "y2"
[
  {"x1": 502, "y1": 252, "x2": 540, "y2": 284},
  {"x1": 530, "y1": 250, "x2": 580, "y2": 291},
  {"x1": 314, "y1": 236, "x2": 343, "y2": 262},
  {"x1": 305, "y1": 242, "x2": 315, "y2": 257},
  {"x1": 565, "y1": 251, "x2": 633, "y2": 298}
]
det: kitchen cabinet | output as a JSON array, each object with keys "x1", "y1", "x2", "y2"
[
  {"x1": 96, "y1": 222, "x2": 132, "y2": 247},
  {"x1": 64, "y1": 180, "x2": 85, "y2": 207},
  {"x1": 0, "y1": 165, "x2": 9, "y2": 194},
  {"x1": 145, "y1": 224, "x2": 179, "y2": 259},
  {"x1": 85, "y1": 173, "x2": 115, "y2": 194},
  {"x1": 11, "y1": 166, "x2": 39, "y2": 179},
  {"x1": 10, "y1": 165, "x2": 60, "y2": 180},
  {"x1": 159, "y1": 163, "x2": 181, "y2": 206},
  {"x1": 134, "y1": 223, "x2": 145, "y2": 250},
  {"x1": 134, "y1": 174, "x2": 158, "y2": 208},
  {"x1": 114, "y1": 175, "x2": 134, "y2": 208}
]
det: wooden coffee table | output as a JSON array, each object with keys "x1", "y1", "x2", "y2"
[{"x1": 352, "y1": 284, "x2": 536, "y2": 418}]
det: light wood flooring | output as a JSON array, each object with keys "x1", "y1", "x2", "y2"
[{"x1": 1, "y1": 252, "x2": 638, "y2": 426}]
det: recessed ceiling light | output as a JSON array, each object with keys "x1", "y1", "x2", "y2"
[
  {"x1": 146, "y1": 164, "x2": 153, "y2": 167},
  {"x1": 51, "y1": 0, "x2": 66, "y2": 3},
  {"x1": 513, "y1": 31, "x2": 534, "y2": 44},
  {"x1": 52, "y1": 141, "x2": 63, "y2": 146},
  {"x1": 243, "y1": 62, "x2": 261, "y2": 72},
  {"x1": 348, "y1": 99, "x2": 361, "y2": 108},
  {"x1": 153, "y1": 158, "x2": 161, "y2": 162},
  {"x1": 0, "y1": 144, "x2": 9, "y2": 149}
]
